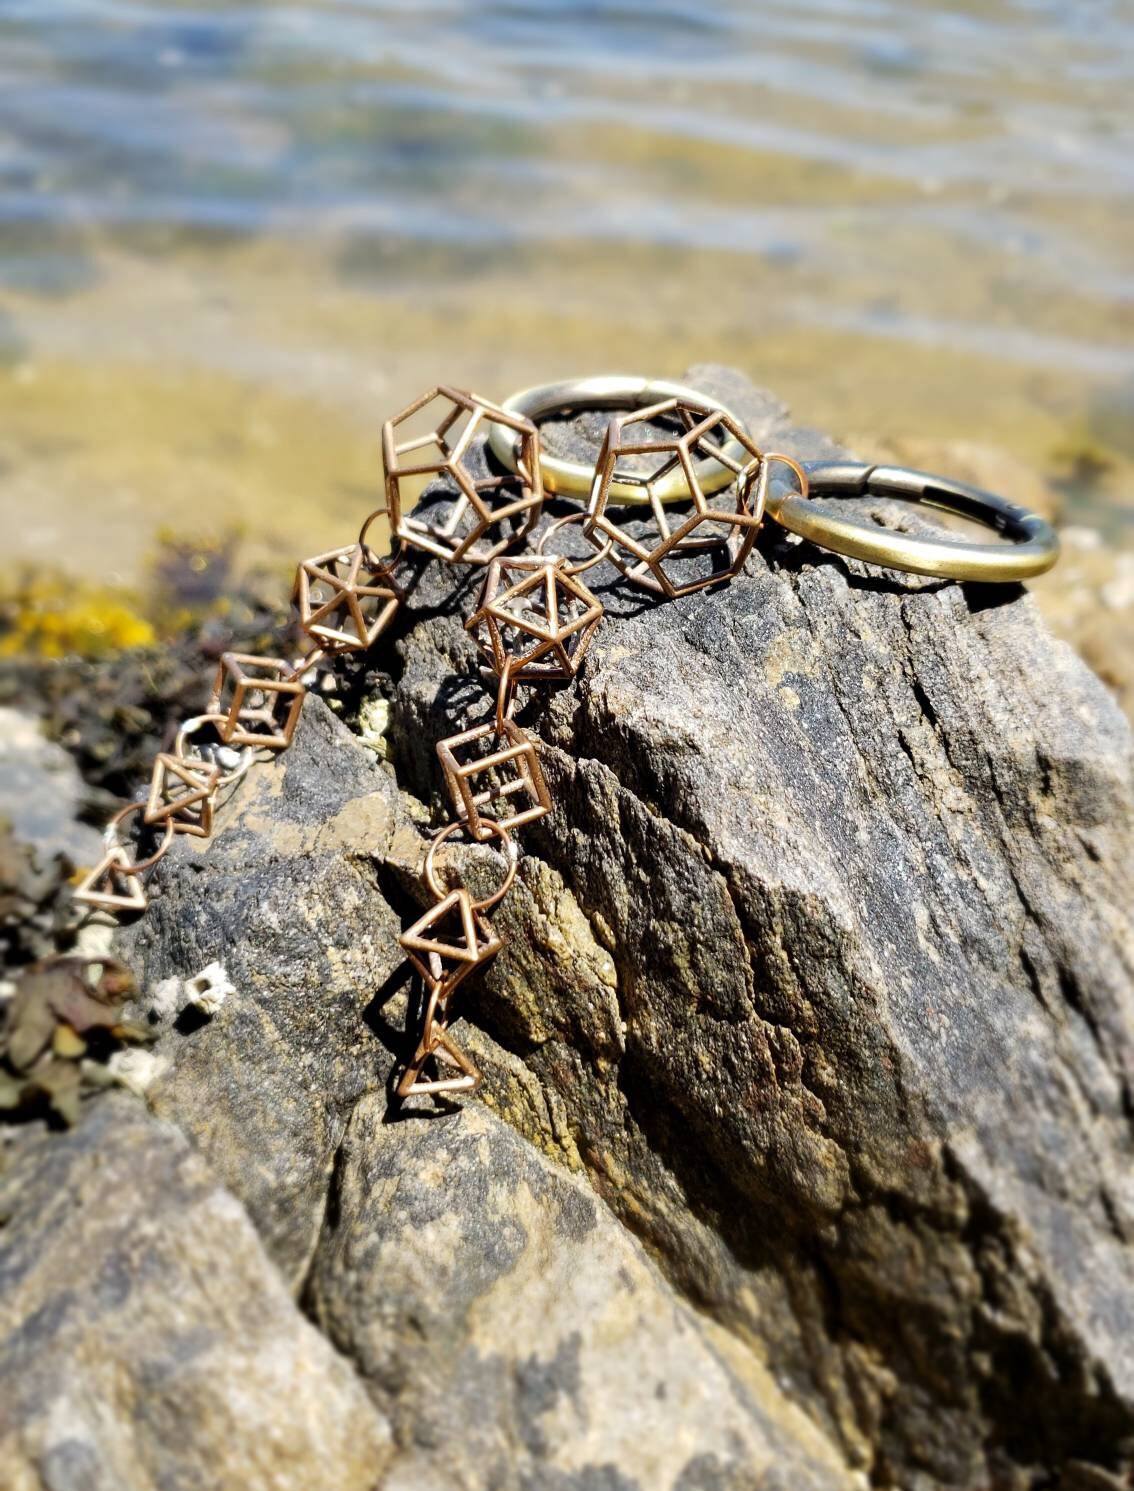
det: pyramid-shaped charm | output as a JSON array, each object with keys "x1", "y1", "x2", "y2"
[
  {"x1": 73, "y1": 849, "x2": 147, "y2": 913},
  {"x1": 466, "y1": 557, "x2": 603, "y2": 682},
  {"x1": 144, "y1": 752, "x2": 219, "y2": 838},
  {"x1": 396, "y1": 1026, "x2": 481, "y2": 1097},
  {"x1": 295, "y1": 543, "x2": 401, "y2": 652},
  {"x1": 398, "y1": 888, "x2": 503, "y2": 997}
]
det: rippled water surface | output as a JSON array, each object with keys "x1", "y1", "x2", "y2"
[{"x1": 2, "y1": 0, "x2": 1133, "y2": 577}]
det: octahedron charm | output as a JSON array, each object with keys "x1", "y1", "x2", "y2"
[
  {"x1": 384, "y1": 385, "x2": 544, "y2": 565},
  {"x1": 144, "y1": 752, "x2": 220, "y2": 838},
  {"x1": 436, "y1": 719, "x2": 551, "y2": 841},
  {"x1": 465, "y1": 556, "x2": 603, "y2": 682},
  {"x1": 398, "y1": 887, "x2": 504, "y2": 998},
  {"x1": 294, "y1": 543, "x2": 401, "y2": 652},
  {"x1": 209, "y1": 653, "x2": 306, "y2": 750}
]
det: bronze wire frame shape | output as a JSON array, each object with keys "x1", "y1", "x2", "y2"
[
  {"x1": 491, "y1": 376, "x2": 1060, "y2": 583},
  {"x1": 72, "y1": 374, "x2": 1061, "y2": 1095}
]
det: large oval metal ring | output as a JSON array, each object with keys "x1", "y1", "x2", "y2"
[
  {"x1": 488, "y1": 376, "x2": 753, "y2": 505},
  {"x1": 767, "y1": 462, "x2": 1060, "y2": 583}
]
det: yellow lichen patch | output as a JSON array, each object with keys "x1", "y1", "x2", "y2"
[{"x1": 0, "y1": 573, "x2": 155, "y2": 659}]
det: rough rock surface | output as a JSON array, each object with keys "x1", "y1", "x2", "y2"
[
  {"x1": 3, "y1": 365, "x2": 1132, "y2": 1490},
  {"x1": 0, "y1": 1094, "x2": 392, "y2": 1490},
  {"x1": 309, "y1": 1098, "x2": 851, "y2": 1490}
]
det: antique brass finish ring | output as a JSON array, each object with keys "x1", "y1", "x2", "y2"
[
  {"x1": 535, "y1": 512, "x2": 615, "y2": 575},
  {"x1": 767, "y1": 462, "x2": 1061, "y2": 583},
  {"x1": 175, "y1": 714, "x2": 255, "y2": 787},
  {"x1": 489, "y1": 376, "x2": 752, "y2": 504},
  {"x1": 104, "y1": 803, "x2": 175, "y2": 873},
  {"x1": 424, "y1": 817, "x2": 519, "y2": 913}
]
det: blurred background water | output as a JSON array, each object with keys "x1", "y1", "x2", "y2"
[{"x1": 1, "y1": 0, "x2": 1133, "y2": 587}]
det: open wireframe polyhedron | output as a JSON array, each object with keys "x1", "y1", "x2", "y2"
[
  {"x1": 436, "y1": 718, "x2": 551, "y2": 841},
  {"x1": 398, "y1": 887, "x2": 504, "y2": 998},
  {"x1": 384, "y1": 385, "x2": 544, "y2": 565},
  {"x1": 582, "y1": 398, "x2": 768, "y2": 597},
  {"x1": 465, "y1": 555, "x2": 604, "y2": 682},
  {"x1": 295, "y1": 542, "x2": 401, "y2": 653},
  {"x1": 210, "y1": 653, "x2": 306, "y2": 750}
]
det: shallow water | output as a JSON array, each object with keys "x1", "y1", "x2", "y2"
[{"x1": 1, "y1": 0, "x2": 1133, "y2": 583}]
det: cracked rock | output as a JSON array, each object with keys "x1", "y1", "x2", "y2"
[
  {"x1": 0, "y1": 1094, "x2": 393, "y2": 1490},
  {"x1": 20, "y1": 365, "x2": 1129, "y2": 1489}
]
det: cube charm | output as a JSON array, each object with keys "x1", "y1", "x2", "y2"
[{"x1": 437, "y1": 719, "x2": 551, "y2": 841}]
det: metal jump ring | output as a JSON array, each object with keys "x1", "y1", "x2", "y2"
[
  {"x1": 424, "y1": 817, "x2": 518, "y2": 914},
  {"x1": 766, "y1": 461, "x2": 1060, "y2": 583},
  {"x1": 535, "y1": 512, "x2": 615, "y2": 575},
  {"x1": 104, "y1": 803, "x2": 175, "y2": 873},
  {"x1": 488, "y1": 375, "x2": 753, "y2": 505},
  {"x1": 358, "y1": 502, "x2": 406, "y2": 569},
  {"x1": 174, "y1": 713, "x2": 255, "y2": 787}
]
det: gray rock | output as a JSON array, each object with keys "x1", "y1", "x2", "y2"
[
  {"x1": 117, "y1": 699, "x2": 424, "y2": 1287},
  {"x1": 0, "y1": 705, "x2": 101, "y2": 868},
  {"x1": 309, "y1": 1098, "x2": 853, "y2": 1491},
  {"x1": 103, "y1": 366, "x2": 1134, "y2": 1488},
  {"x1": 0, "y1": 1093, "x2": 393, "y2": 1490}
]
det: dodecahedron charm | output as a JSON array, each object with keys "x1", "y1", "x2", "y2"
[
  {"x1": 384, "y1": 385, "x2": 543, "y2": 565},
  {"x1": 209, "y1": 653, "x2": 305, "y2": 750},
  {"x1": 294, "y1": 543, "x2": 401, "y2": 652},
  {"x1": 398, "y1": 887, "x2": 504, "y2": 998},
  {"x1": 436, "y1": 719, "x2": 551, "y2": 841},
  {"x1": 584, "y1": 396, "x2": 767, "y2": 597},
  {"x1": 465, "y1": 556, "x2": 604, "y2": 682},
  {"x1": 144, "y1": 752, "x2": 220, "y2": 838}
]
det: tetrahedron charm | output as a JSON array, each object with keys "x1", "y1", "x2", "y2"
[
  {"x1": 73, "y1": 849, "x2": 147, "y2": 913},
  {"x1": 294, "y1": 543, "x2": 401, "y2": 652},
  {"x1": 395, "y1": 984, "x2": 481, "y2": 1097},
  {"x1": 144, "y1": 752, "x2": 219, "y2": 838},
  {"x1": 465, "y1": 556, "x2": 603, "y2": 682}
]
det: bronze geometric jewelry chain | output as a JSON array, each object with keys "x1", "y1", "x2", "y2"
[
  {"x1": 74, "y1": 376, "x2": 1058, "y2": 1098},
  {"x1": 74, "y1": 382, "x2": 782, "y2": 1096}
]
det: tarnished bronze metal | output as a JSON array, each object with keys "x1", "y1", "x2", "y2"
[
  {"x1": 437, "y1": 719, "x2": 551, "y2": 841},
  {"x1": 398, "y1": 886, "x2": 505, "y2": 997},
  {"x1": 534, "y1": 511, "x2": 614, "y2": 575},
  {"x1": 490, "y1": 375, "x2": 752, "y2": 502},
  {"x1": 74, "y1": 804, "x2": 174, "y2": 911},
  {"x1": 295, "y1": 542, "x2": 401, "y2": 652},
  {"x1": 395, "y1": 981, "x2": 481, "y2": 1097},
  {"x1": 104, "y1": 802, "x2": 175, "y2": 873},
  {"x1": 423, "y1": 818, "x2": 518, "y2": 913},
  {"x1": 583, "y1": 396, "x2": 768, "y2": 598},
  {"x1": 144, "y1": 752, "x2": 220, "y2": 838},
  {"x1": 384, "y1": 385, "x2": 544, "y2": 565},
  {"x1": 174, "y1": 713, "x2": 255, "y2": 787},
  {"x1": 73, "y1": 849, "x2": 148, "y2": 913},
  {"x1": 209, "y1": 653, "x2": 306, "y2": 750},
  {"x1": 466, "y1": 555, "x2": 604, "y2": 682}
]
